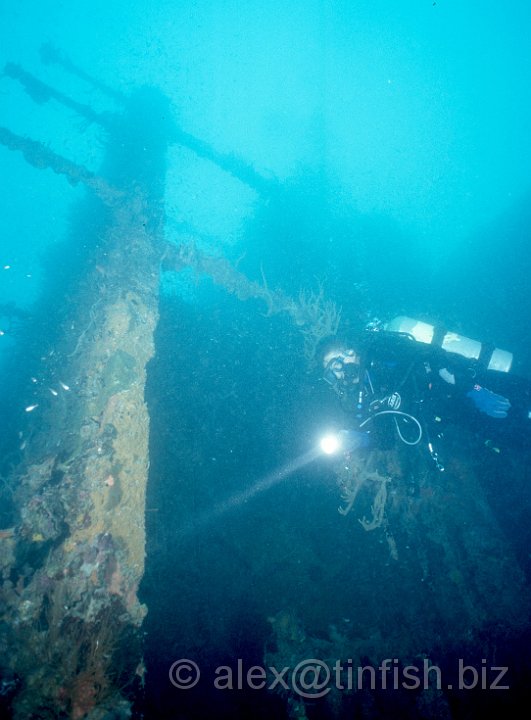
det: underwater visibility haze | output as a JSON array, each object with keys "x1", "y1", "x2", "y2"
[{"x1": 1, "y1": 1, "x2": 531, "y2": 718}]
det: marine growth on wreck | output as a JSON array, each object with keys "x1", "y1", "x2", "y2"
[{"x1": 2, "y1": 10, "x2": 531, "y2": 719}]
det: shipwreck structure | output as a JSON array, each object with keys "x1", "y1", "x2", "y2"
[
  {"x1": 0, "y1": 61, "x2": 169, "y2": 718},
  {"x1": 1, "y1": 48, "x2": 530, "y2": 720},
  {"x1": 0, "y1": 50, "x2": 339, "y2": 718}
]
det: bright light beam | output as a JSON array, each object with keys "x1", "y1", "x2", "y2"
[
  {"x1": 176, "y1": 446, "x2": 321, "y2": 541},
  {"x1": 319, "y1": 433, "x2": 341, "y2": 455}
]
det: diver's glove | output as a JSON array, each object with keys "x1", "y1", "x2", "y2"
[{"x1": 466, "y1": 384, "x2": 511, "y2": 418}]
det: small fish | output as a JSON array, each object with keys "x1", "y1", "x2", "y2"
[
  {"x1": 25, "y1": 404, "x2": 39, "y2": 412},
  {"x1": 0, "y1": 330, "x2": 4, "y2": 336},
  {"x1": 30, "y1": 377, "x2": 38, "y2": 383},
  {"x1": 49, "y1": 388, "x2": 58, "y2": 397},
  {"x1": 59, "y1": 381, "x2": 70, "y2": 391}
]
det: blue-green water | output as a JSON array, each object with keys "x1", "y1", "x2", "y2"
[
  {"x1": 2, "y1": 1, "x2": 531, "y2": 337},
  {"x1": 2, "y1": 2, "x2": 531, "y2": 718}
]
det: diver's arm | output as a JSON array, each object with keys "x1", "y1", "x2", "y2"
[
  {"x1": 434, "y1": 354, "x2": 515, "y2": 419},
  {"x1": 366, "y1": 330, "x2": 513, "y2": 419}
]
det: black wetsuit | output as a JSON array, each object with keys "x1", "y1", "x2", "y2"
[{"x1": 337, "y1": 331, "x2": 531, "y2": 460}]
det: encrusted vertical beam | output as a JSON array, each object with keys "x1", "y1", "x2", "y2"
[{"x1": 1, "y1": 109, "x2": 165, "y2": 717}]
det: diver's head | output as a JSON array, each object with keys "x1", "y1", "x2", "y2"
[{"x1": 319, "y1": 337, "x2": 361, "y2": 392}]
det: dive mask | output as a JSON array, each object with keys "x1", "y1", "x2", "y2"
[{"x1": 323, "y1": 349, "x2": 360, "y2": 390}]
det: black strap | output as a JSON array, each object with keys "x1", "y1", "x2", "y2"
[
  {"x1": 479, "y1": 342, "x2": 495, "y2": 369},
  {"x1": 431, "y1": 325, "x2": 447, "y2": 348}
]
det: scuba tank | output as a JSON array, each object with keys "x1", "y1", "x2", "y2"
[{"x1": 385, "y1": 316, "x2": 513, "y2": 373}]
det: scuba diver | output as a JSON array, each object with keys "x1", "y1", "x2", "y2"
[{"x1": 320, "y1": 316, "x2": 531, "y2": 470}]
